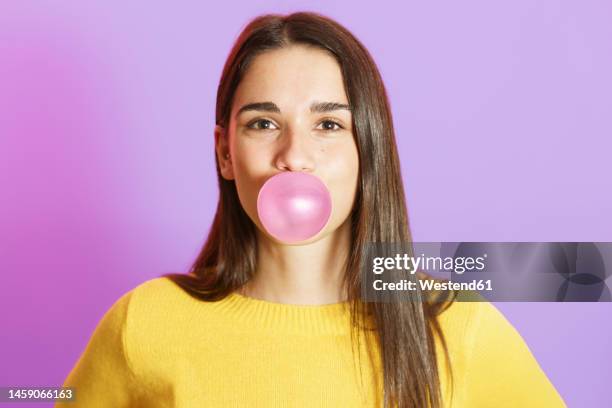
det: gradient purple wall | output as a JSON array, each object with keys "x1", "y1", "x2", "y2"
[{"x1": 1, "y1": 1, "x2": 610, "y2": 406}]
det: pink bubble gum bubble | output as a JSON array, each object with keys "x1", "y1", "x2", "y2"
[{"x1": 256, "y1": 172, "x2": 332, "y2": 244}]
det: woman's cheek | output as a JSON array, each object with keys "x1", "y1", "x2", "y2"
[
  {"x1": 328, "y1": 157, "x2": 359, "y2": 222},
  {"x1": 232, "y1": 160, "x2": 261, "y2": 223}
]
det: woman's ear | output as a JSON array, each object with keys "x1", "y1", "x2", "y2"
[{"x1": 215, "y1": 125, "x2": 234, "y2": 180}]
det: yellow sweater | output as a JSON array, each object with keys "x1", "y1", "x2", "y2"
[{"x1": 57, "y1": 277, "x2": 565, "y2": 407}]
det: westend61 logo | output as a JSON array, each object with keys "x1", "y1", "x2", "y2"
[
  {"x1": 361, "y1": 242, "x2": 612, "y2": 302},
  {"x1": 372, "y1": 253, "x2": 488, "y2": 275}
]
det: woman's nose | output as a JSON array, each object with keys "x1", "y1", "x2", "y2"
[{"x1": 273, "y1": 126, "x2": 315, "y2": 172}]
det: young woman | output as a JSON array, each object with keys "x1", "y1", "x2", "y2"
[{"x1": 58, "y1": 12, "x2": 566, "y2": 408}]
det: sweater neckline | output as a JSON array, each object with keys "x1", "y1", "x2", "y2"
[
  {"x1": 209, "y1": 291, "x2": 355, "y2": 335},
  {"x1": 229, "y1": 291, "x2": 351, "y2": 309}
]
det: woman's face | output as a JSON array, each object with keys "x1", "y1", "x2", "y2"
[{"x1": 216, "y1": 44, "x2": 359, "y2": 244}]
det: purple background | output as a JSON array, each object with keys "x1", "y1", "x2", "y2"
[{"x1": 1, "y1": 1, "x2": 610, "y2": 406}]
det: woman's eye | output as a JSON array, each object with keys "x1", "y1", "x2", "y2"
[
  {"x1": 317, "y1": 120, "x2": 343, "y2": 131},
  {"x1": 247, "y1": 119, "x2": 277, "y2": 131}
]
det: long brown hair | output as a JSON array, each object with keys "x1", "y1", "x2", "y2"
[{"x1": 164, "y1": 11, "x2": 454, "y2": 408}]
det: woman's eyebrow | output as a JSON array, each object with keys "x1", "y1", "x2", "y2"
[
  {"x1": 237, "y1": 102, "x2": 280, "y2": 116},
  {"x1": 236, "y1": 101, "x2": 352, "y2": 117},
  {"x1": 310, "y1": 101, "x2": 352, "y2": 113}
]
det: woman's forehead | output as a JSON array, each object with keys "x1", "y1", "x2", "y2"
[{"x1": 232, "y1": 46, "x2": 349, "y2": 114}]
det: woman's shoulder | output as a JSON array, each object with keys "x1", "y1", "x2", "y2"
[
  {"x1": 119, "y1": 276, "x2": 227, "y2": 360},
  {"x1": 129, "y1": 275, "x2": 183, "y2": 303},
  {"x1": 91, "y1": 277, "x2": 182, "y2": 333},
  {"x1": 126, "y1": 275, "x2": 215, "y2": 320},
  {"x1": 433, "y1": 291, "x2": 523, "y2": 364},
  {"x1": 433, "y1": 292, "x2": 566, "y2": 407},
  {"x1": 436, "y1": 292, "x2": 539, "y2": 363},
  {"x1": 435, "y1": 291, "x2": 509, "y2": 336}
]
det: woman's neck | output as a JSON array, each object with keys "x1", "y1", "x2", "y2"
[{"x1": 240, "y1": 219, "x2": 351, "y2": 305}]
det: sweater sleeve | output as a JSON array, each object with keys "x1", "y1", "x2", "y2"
[
  {"x1": 462, "y1": 302, "x2": 566, "y2": 408},
  {"x1": 55, "y1": 290, "x2": 144, "y2": 408}
]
